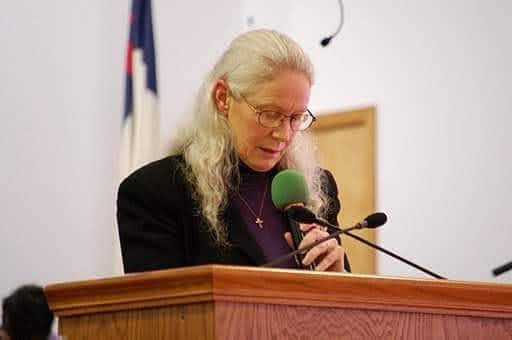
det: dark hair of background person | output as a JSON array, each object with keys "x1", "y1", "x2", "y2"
[{"x1": 0, "y1": 285, "x2": 54, "y2": 340}]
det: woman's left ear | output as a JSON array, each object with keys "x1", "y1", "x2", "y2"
[{"x1": 213, "y1": 79, "x2": 230, "y2": 115}]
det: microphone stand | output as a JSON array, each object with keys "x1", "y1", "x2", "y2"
[
  {"x1": 263, "y1": 218, "x2": 447, "y2": 280},
  {"x1": 341, "y1": 229, "x2": 446, "y2": 280},
  {"x1": 317, "y1": 220, "x2": 446, "y2": 280}
]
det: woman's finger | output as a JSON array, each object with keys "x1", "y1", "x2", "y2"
[
  {"x1": 315, "y1": 245, "x2": 344, "y2": 271},
  {"x1": 301, "y1": 232, "x2": 337, "y2": 265},
  {"x1": 283, "y1": 232, "x2": 293, "y2": 249},
  {"x1": 299, "y1": 223, "x2": 321, "y2": 232}
]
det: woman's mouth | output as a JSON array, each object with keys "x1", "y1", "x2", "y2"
[{"x1": 259, "y1": 147, "x2": 281, "y2": 156}]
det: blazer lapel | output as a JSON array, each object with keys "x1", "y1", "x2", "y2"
[{"x1": 224, "y1": 200, "x2": 266, "y2": 265}]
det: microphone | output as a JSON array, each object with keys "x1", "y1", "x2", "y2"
[
  {"x1": 262, "y1": 213, "x2": 379, "y2": 268},
  {"x1": 493, "y1": 260, "x2": 512, "y2": 277},
  {"x1": 286, "y1": 206, "x2": 447, "y2": 280},
  {"x1": 271, "y1": 169, "x2": 314, "y2": 270},
  {"x1": 320, "y1": 0, "x2": 344, "y2": 47},
  {"x1": 286, "y1": 205, "x2": 386, "y2": 230}
]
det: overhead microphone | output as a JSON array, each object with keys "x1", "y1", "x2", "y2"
[
  {"x1": 320, "y1": 0, "x2": 344, "y2": 47},
  {"x1": 284, "y1": 206, "x2": 446, "y2": 280}
]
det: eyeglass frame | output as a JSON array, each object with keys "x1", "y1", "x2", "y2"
[{"x1": 238, "y1": 94, "x2": 317, "y2": 131}]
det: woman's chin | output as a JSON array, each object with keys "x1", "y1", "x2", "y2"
[{"x1": 244, "y1": 159, "x2": 279, "y2": 172}]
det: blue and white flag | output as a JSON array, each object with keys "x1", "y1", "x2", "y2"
[
  {"x1": 120, "y1": 0, "x2": 159, "y2": 180},
  {"x1": 116, "y1": 0, "x2": 159, "y2": 273}
]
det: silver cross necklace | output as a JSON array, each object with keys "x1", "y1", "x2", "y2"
[{"x1": 236, "y1": 176, "x2": 269, "y2": 229}]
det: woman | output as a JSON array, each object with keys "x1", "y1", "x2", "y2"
[{"x1": 117, "y1": 29, "x2": 348, "y2": 273}]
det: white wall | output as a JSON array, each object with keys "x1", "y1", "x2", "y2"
[
  {"x1": 153, "y1": 0, "x2": 245, "y2": 148},
  {"x1": 0, "y1": 0, "x2": 128, "y2": 301},
  {"x1": 285, "y1": 0, "x2": 512, "y2": 281},
  {"x1": 1, "y1": 0, "x2": 511, "y2": 315},
  {"x1": 163, "y1": 0, "x2": 512, "y2": 281},
  {"x1": 0, "y1": 0, "x2": 247, "y2": 309}
]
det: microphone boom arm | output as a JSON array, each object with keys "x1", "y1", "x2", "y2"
[
  {"x1": 265, "y1": 208, "x2": 447, "y2": 280},
  {"x1": 316, "y1": 218, "x2": 446, "y2": 280},
  {"x1": 342, "y1": 230, "x2": 446, "y2": 279}
]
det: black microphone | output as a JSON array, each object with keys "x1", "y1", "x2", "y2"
[
  {"x1": 262, "y1": 213, "x2": 378, "y2": 268},
  {"x1": 271, "y1": 170, "x2": 315, "y2": 270},
  {"x1": 286, "y1": 205, "x2": 386, "y2": 230},
  {"x1": 320, "y1": 0, "x2": 344, "y2": 47},
  {"x1": 493, "y1": 260, "x2": 512, "y2": 277},
  {"x1": 286, "y1": 206, "x2": 447, "y2": 280},
  {"x1": 287, "y1": 208, "x2": 314, "y2": 270}
]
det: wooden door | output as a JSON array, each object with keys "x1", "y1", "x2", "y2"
[{"x1": 311, "y1": 107, "x2": 376, "y2": 274}]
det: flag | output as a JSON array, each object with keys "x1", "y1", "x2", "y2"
[
  {"x1": 115, "y1": 0, "x2": 159, "y2": 274},
  {"x1": 121, "y1": 0, "x2": 159, "y2": 178}
]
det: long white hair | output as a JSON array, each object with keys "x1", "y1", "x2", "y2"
[{"x1": 171, "y1": 29, "x2": 331, "y2": 246}]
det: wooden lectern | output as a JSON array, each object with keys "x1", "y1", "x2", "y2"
[{"x1": 46, "y1": 265, "x2": 512, "y2": 339}]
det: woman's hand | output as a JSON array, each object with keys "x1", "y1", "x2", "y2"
[{"x1": 284, "y1": 223, "x2": 345, "y2": 272}]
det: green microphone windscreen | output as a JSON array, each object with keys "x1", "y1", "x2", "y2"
[{"x1": 271, "y1": 169, "x2": 309, "y2": 210}]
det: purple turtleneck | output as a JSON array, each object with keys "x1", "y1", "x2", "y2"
[{"x1": 232, "y1": 161, "x2": 298, "y2": 268}]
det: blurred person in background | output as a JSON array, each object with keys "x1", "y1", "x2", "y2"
[{"x1": 0, "y1": 285, "x2": 56, "y2": 340}]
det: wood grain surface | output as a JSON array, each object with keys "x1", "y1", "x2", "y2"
[
  {"x1": 46, "y1": 265, "x2": 512, "y2": 317},
  {"x1": 60, "y1": 302, "x2": 214, "y2": 339},
  {"x1": 45, "y1": 265, "x2": 512, "y2": 339},
  {"x1": 216, "y1": 301, "x2": 512, "y2": 339}
]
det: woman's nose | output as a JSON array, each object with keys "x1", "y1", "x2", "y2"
[{"x1": 271, "y1": 117, "x2": 293, "y2": 141}]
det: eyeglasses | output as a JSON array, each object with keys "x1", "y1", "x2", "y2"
[{"x1": 240, "y1": 95, "x2": 316, "y2": 131}]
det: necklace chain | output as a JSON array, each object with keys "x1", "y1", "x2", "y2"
[{"x1": 236, "y1": 176, "x2": 269, "y2": 229}]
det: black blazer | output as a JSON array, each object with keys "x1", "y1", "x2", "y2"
[{"x1": 117, "y1": 155, "x2": 349, "y2": 273}]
